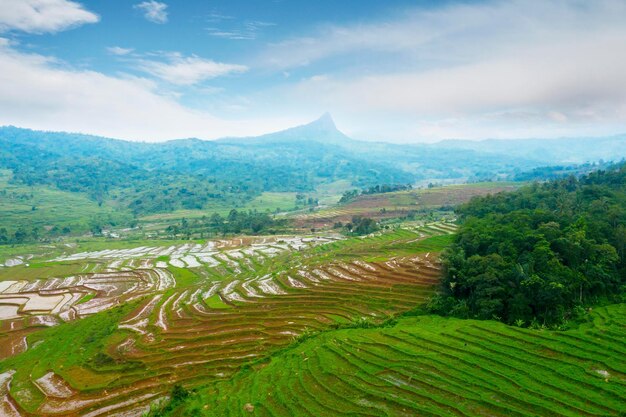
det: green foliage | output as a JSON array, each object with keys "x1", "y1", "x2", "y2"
[
  {"x1": 339, "y1": 184, "x2": 413, "y2": 203},
  {"x1": 144, "y1": 384, "x2": 192, "y2": 417},
  {"x1": 345, "y1": 215, "x2": 379, "y2": 235},
  {"x1": 172, "y1": 304, "x2": 626, "y2": 417},
  {"x1": 436, "y1": 164, "x2": 626, "y2": 325},
  {"x1": 163, "y1": 209, "x2": 288, "y2": 239},
  {"x1": 513, "y1": 160, "x2": 619, "y2": 181},
  {"x1": 0, "y1": 126, "x2": 415, "y2": 220},
  {"x1": 0, "y1": 170, "x2": 132, "y2": 244}
]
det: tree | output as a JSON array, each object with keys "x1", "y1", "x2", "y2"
[{"x1": 436, "y1": 163, "x2": 626, "y2": 325}]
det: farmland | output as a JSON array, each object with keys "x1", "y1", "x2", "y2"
[
  {"x1": 0, "y1": 222, "x2": 456, "y2": 416},
  {"x1": 3, "y1": 1, "x2": 626, "y2": 415},
  {"x1": 194, "y1": 304, "x2": 626, "y2": 417},
  {"x1": 0, "y1": 178, "x2": 625, "y2": 416},
  {"x1": 291, "y1": 182, "x2": 522, "y2": 229}
]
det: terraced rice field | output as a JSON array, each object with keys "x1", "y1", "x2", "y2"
[
  {"x1": 292, "y1": 183, "x2": 521, "y2": 228},
  {"x1": 0, "y1": 222, "x2": 456, "y2": 416},
  {"x1": 195, "y1": 304, "x2": 626, "y2": 417}
]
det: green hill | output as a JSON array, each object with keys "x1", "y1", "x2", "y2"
[{"x1": 179, "y1": 304, "x2": 626, "y2": 417}]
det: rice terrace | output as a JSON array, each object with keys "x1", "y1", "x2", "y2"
[{"x1": 2, "y1": 0, "x2": 626, "y2": 416}]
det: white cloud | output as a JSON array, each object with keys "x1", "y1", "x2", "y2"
[
  {"x1": 0, "y1": 0, "x2": 98, "y2": 34},
  {"x1": 262, "y1": 0, "x2": 626, "y2": 141},
  {"x1": 206, "y1": 20, "x2": 275, "y2": 41},
  {"x1": 0, "y1": 42, "x2": 283, "y2": 141},
  {"x1": 261, "y1": 0, "x2": 626, "y2": 70},
  {"x1": 292, "y1": 35, "x2": 626, "y2": 115},
  {"x1": 106, "y1": 46, "x2": 134, "y2": 56},
  {"x1": 134, "y1": 1, "x2": 168, "y2": 24},
  {"x1": 136, "y1": 53, "x2": 248, "y2": 85}
]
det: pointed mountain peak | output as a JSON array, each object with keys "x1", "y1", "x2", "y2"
[
  {"x1": 218, "y1": 112, "x2": 351, "y2": 145},
  {"x1": 311, "y1": 112, "x2": 336, "y2": 130}
]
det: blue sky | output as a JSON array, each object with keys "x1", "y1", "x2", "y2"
[{"x1": 0, "y1": 0, "x2": 625, "y2": 142}]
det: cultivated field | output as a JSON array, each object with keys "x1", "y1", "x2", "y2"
[
  {"x1": 292, "y1": 183, "x2": 521, "y2": 229},
  {"x1": 0, "y1": 222, "x2": 456, "y2": 416},
  {"x1": 194, "y1": 304, "x2": 626, "y2": 416}
]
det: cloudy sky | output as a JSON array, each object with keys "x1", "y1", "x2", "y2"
[{"x1": 0, "y1": 0, "x2": 625, "y2": 142}]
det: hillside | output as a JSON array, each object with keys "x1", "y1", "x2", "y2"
[
  {"x1": 186, "y1": 304, "x2": 626, "y2": 417},
  {"x1": 433, "y1": 164, "x2": 626, "y2": 325}
]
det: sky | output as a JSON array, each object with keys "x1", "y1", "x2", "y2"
[{"x1": 0, "y1": 0, "x2": 625, "y2": 143}]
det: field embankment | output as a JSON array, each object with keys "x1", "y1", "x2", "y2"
[{"x1": 185, "y1": 304, "x2": 626, "y2": 417}]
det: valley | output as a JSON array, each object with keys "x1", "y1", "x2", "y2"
[
  {"x1": 0, "y1": 221, "x2": 455, "y2": 416},
  {"x1": 2, "y1": 1, "x2": 626, "y2": 415},
  {"x1": 1, "y1": 119, "x2": 626, "y2": 416}
]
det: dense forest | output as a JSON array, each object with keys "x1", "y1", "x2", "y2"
[
  {"x1": 0, "y1": 124, "x2": 413, "y2": 217},
  {"x1": 512, "y1": 160, "x2": 620, "y2": 181},
  {"x1": 2, "y1": 115, "x2": 593, "y2": 220},
  {"x1": 431, "y1": 163, "x2": 626, "y2": 326}
]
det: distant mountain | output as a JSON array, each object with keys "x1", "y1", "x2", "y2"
[
  {"x1": 219, "y1": 112, "x2": 353, "y2": 145},
  {"x1": 2, "y1": 117, "x2": 624, "y2": 218},
  {"x1": 436, "y1": 135, "x2": 626, "y2": 164}
]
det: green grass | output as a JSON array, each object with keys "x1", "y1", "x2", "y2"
[
  {"x1": 246, "y1": 192, "x2": 297, "y2": 213},
  {"x1": 180, "y1": 304, "x2": 626, "y2": 417},
  {"x1": 0, "y1": 302, "x2": 139, "y2": 413},
  {"x1": 0, "y1": 261, "x2": 88, "y2": 282},
  {"x1": 167, "y1": 265, "x2": 201, "y2": 287},
  {"x1": 139, "y1": 191, "x2": 300, "y2": 224},
  {"x1": 314, "y1": 180, "x2": 354, "y2": 205},
  {"x1": 76, "y1": 292, "x2": 96, "y2": 304},
  {"x1": 0, "y1": 169, "x2": 132, "y2": 233},
  {"x1": 204, "y1": 293, "x2": 231, "y2": 309},
  {"x1": 307, "y1": 229, "x2": 453, "y2": 263}
]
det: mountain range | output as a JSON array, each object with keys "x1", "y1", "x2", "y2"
[{"x1": 1, "y1": 114, "x2": 625, "y2": 217}]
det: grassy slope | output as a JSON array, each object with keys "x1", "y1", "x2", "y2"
[
  {"x1": 0, "y1": 303, "x2": 138, "y2": 413},
  {"x1": 0, "y1": 170, "x2": 132, "y2": 232},
  {"x1": 296, "y1": 182, "x2": 523, "y2": 222},
  {"x1": 137, "y1": 192, "x2": 300, "y2": 224},
  {"x1": 181, "y1": 304, "x2": 626, "y2": 417},
  {"x1": 138, "y1": 182, "x2": 351, "y2": 225}
]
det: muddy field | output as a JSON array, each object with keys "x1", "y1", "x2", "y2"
[{"x1": 0, "y1": 224, "x2": 455, "y2": 416}]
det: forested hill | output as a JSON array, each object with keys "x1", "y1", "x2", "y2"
[
  {"x1": 0, "y1": 117, "x2": 521, "y2": 218},
  {"x1": 2, "y1": 116, "x2": 626, "y2": 219},
  {"x1": 433, "y1": 163, "x2": 626, "y2": 326},
  {"x1": 0, "y1": 118, "x2": 414, "y2": 214}
]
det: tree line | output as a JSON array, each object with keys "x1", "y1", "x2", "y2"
[
  {"x1": 164, "y1": 209, "x2": 288, "y2": 239},
  {"x1": 430, "y1": 164, "x2": 626, "y2": 326},
  {"x1": 339, "y1": 184, "x2": 413, "y2": 203}
]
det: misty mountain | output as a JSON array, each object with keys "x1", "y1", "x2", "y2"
[
  {"x1": 1, "y1": 115, "x2": 624, "y2": 215},
  {"x1": 219, "y1": 112, "x2": 353, "y2": 146},
  {"x1": 436, "y1": 135, "x2": 626, "y2": 164}
]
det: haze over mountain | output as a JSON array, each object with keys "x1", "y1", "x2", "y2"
[
  {"x1": 2, "y1": 114, "x2": 626, "y2": 220},
  {"x1": 438, "y1": 135, "x2": 626, "y2": 164},
  {"x1": 220, "y1": 113, "x2": 353, "y2": 145}
]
